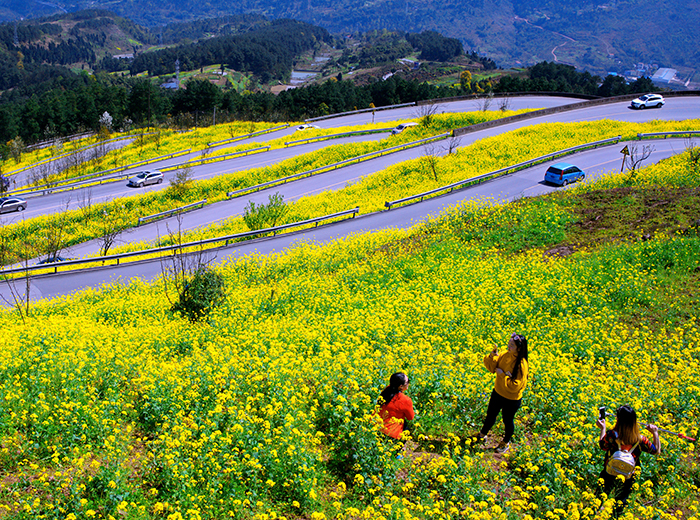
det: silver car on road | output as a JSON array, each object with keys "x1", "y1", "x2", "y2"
[
  {"x1": 0, "y1": 196, "x2": 27, "y2": 213},
  {"x1": 127, "y1": 170, "x2": 164, "y2": 188}
]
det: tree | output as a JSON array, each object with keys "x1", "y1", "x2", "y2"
[
  {"x1": 8, "y1": 136, "x2": 24, "y2": 164},
  {"x1": 415, "y1": 101, "x2": 441, "y2": 128},
  {"x1": 597, "y1": 75, "x2": 629, "y2": 97},
  {"x1": 475, "y1": 92, "x2": 494, "y2": 112},
  {"x1": 243, "y1": 192, "x2": 289, "y2": 232},
  {"x1": 460, "y1": 70, "x2": 472, "y2": 92},
  {"x1": 623, "y1": 144, "x2": 654, "y2": 180},
  {"x1": 170, "y1": 267, "x2": 226, "y2": 322},
  {"x1": 160, "y1": 213, "x2": 225, "y2": 323},
  {"x1": 99, "y1": 111, "x2": 113, "y2": 131},
  {"x1": 174, "y1": 79, "x2": 222, "y2": 115},
  {"x1": 168, "y1": 164, "x2": 194, "y2": 200},
  {"x1": 41, "y1": 198, "x2": 71, "y2": 263},
  {"x1": 128, "y1": 79, "x2": 170, "y2": 125},
  {"x1": 684, "y1": 137, "x2": 700, "y2": 174},
  {"x1": 0, "y1": 219, "x2": 36, "y2": 325},
  {"x1": 422, "y1": 143, "x2": 441, "y2": 182},
  {"x1": 98, "y1": 203, "x2": 128, "y2": 257}
]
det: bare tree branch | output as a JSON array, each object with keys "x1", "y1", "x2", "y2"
[
  {"x1": 414, "y1": 101, "x2": 442, "y2": 128},
  {"x1": 422, "y1": 143, "x2": 441, "y2": 182},
  {"x1": 445, "y1": 135, "x2": 461, "y2": 155},
  {"x1": 475, "y1": 92, "x2": 494, "y2": 112},
  {"x1": 624, "y1": 144, "x2": 655, "y2": 180}
]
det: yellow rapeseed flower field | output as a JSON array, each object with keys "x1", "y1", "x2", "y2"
[{"x1": 1, "y1": 113, "x2": 699, "y2": 520}]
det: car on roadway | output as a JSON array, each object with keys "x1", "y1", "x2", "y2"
[
  {"x1": 0, "y1": 196, "x2": 27, "y2": 213},
  {"x1": 630, "y1": 94, "x2": 665, "y2": 109},
  {"x1": 544, "y1": 162, "x2": 586, "y2": 186},
  {"x1": 296, "y1": 124, "x2": 321, "y2": 131},
  {"x1": 391, "y1": 122, "x2": 418, "y2": 135},
  {"x1": 127, "y1": 170, "x2": 164, "y2": 188}
]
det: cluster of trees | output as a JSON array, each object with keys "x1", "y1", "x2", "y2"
[
  {"x1": 0, "y1": 60, "x2": 663, "y2": 148},
  {"x1": 347, "y1": 30, "x2": 463, "y2": 68},
  {"x1": 156, "y1": 14, "x2": 269, "y2": 44},
  {"x1": 20, "y1": 37, "x2": 97, "y2": 66},
  {"x1": 466, "y1": 50, "x2": 497, "y2": 71},
  {"x1": 126, "y1": 20, "x2": 332, "y2": 82},
  {"x1": 495, "y1": 61, "x2": 656, "y2": 97},
  {"x1": 0, "y1": 72, "x2": 456, "y2": 146},
  {"x1": 406, "y1": 31, "x2": 462, "y2": 62},
  {"x1": 352, "y1": 32, "x2": 413, "y2": 68}
]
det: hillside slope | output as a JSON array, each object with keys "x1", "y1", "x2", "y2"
[{"x1": 1, "y1": 0, "x2": 698, "y2": 78}]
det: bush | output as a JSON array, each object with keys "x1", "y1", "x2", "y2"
[
  {"x1": 243, "y1": 192, "x2": 289, "y2": 231},
  {"x1": 171, "y1": 267, "x2": 225, "y2": 322}
]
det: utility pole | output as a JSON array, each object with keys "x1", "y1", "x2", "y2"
[{"x1": 175, "y1": 58, "x2": 180, "y2": 90}]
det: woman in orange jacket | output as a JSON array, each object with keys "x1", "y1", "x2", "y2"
[
  {"x1": 378, "y1": 372, "x2": 415, "y2": 440},
  {"x1": 474, "y1": 333, "x2": 529, "y2": 454}
]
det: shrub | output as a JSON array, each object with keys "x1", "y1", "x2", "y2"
[
  {"x1": 243, "y1": 192, "x2": 289, "y2": 231},
  {"x1": 171, "y1": 267, "x2": 225, "y2": 322}
]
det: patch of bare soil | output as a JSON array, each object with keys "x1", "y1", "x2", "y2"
[{"x1": 574, "y1": 186, "x2": 700, "y2": 240}]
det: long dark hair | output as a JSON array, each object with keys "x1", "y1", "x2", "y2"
[
  {"x1": 511, "y1": 334, "x2": 529, "y2": 381},
  {"x1": 379, "y1": 372, "x2": 407, "y2": 406},
  {"x1": 613, "y1": 405, "x2": 641, "y2": 445}
]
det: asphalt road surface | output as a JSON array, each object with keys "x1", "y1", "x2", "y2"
[{"x1": 1, "y1": 95, "x2": 698, "y2": 302}]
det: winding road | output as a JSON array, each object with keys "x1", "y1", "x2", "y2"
[{"x1": 1, "y1": 94, "x2": 698, "y2": 302}]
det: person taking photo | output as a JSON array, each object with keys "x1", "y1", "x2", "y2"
[
  {"x1": 596, "y1": 404, "x2": 660, "y2": 515},
  {"x1": 474, "y1": 333, "x2": 529, "y2": 454}
]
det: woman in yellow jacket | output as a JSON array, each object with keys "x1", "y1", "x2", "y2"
[{"x1": 474, "y1": 333, "x2": 529, "y2": 454}]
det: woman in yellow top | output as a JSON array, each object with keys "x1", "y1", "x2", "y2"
[{"x1": 474, "y1": 333, "x2": 529, "y2": 454}]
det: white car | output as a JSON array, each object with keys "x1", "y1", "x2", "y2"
[
  {"x1": 297, "y1": 124, "x2": 320, "y2": 131},
  {"x1": 630, "y1": 94, "x2": 665, "y2": 109},
  {"x1": 127, "y1": 170, "x2": 164, "y2": 188},
  {"x1": 391, "y1": 122, "x2": 418, "y2": 135}
]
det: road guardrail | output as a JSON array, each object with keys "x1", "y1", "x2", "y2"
[
  {"x1": 0, "y1": 207, "x2": 360, "y2": 276},
  {"x1": 227, "y1": 132, "x2": 451, "y2": 198},
  {"x1": 137, "y1": 199, "x2": 208, "y2": 226},
  {"x1": 284, "y1": 128, "x2": 394, "y2": 146},
  {"x1": 305, "y1": 102, "x2": 416, "y2": 122},
  {"x1": 637, "y1": 131, "x2": 700, "y2": 139},
  {"x1": 160, "y1": 146, "x2": 271, "y2": 172},
  {"x1": 7, "y1": 132, "x2": 155, "y2": 177},
  {"x1": 10, "y1": 148, "x2": 192, "y2": 198},
  {"x1": 206, "y1": 124, "x2": 290, "y2": 147},
  {"x1": 385, "y1": 135, "x2": 623, "y2": 209}
]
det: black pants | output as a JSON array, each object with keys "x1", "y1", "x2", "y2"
[
  {"x1": 479, "y1": 389, "x2": 522, "y2": 443},
  {"x1": 599, "y1": 470, "x2": 634, "y2": 516}
]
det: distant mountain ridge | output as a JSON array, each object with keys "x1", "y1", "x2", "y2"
[{"x1": 1, "y1": 0, "x2": 697, "y2": 81}]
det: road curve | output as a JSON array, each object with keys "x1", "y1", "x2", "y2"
[{"x1": 1, "y1": 95, "x2": 699, "y2": 302}]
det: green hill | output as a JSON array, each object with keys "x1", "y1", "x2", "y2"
[{"x1": 3, "y1": 0, "x2": 698, "y2": 79}]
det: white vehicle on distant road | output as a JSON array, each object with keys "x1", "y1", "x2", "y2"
[
  {"x1": 391, "y1": 122, "x2": 418, "y2": 135},
  {"x1": 630, "y1": 94, "x2": 665, "y2": 109}
]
